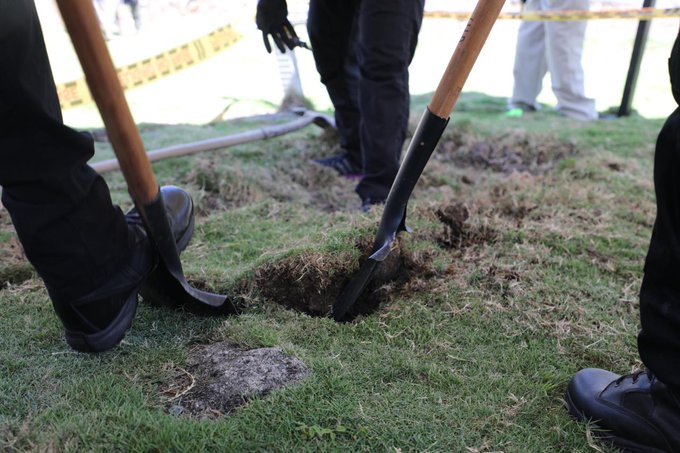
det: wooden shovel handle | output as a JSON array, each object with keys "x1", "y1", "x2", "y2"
[
  {"x1": 56, "y1": 0, "x2": 158, "y2": 204},
  {"x1": 428, "y1": 0, "x2": 506, "y2": 118}
]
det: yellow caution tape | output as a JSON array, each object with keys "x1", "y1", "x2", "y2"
[
  {"x1": 425, "y1": 7, "x2": 680, "y2": 21},
  {"x1": 57, "y1": 7, "x2": 673, "y2": 109},
  {"x1": 57, "y1": 24, "x2": 242, "y2": 109}
]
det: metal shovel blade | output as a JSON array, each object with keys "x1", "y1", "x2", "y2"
[
  {"x1": 138, "y1": 190, "x2": 237, "y2": 314},
  {"x1": 333, "y1": 259, "x2": 380, "y2": 321},
  {"x1": 332, "y1": 109, "x2": 449, "y2": 321}
]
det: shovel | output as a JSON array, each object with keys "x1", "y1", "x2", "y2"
[
  {"x1": 56, "y1": 0, "x2": 236, "y2": 314},
  {"x1": 333, "y1": 0, "x2": 506, "y2": 321}
]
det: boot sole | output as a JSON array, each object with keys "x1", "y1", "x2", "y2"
[
  {"x1": 564, "y1": 388, "x2": 667, "y2": 453},
  {"x1": 64, "y1": 289, "x2": 138, "y2": 353}
]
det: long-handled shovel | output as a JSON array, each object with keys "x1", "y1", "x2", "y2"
[
  {"x1": 333, "y1": 0, "x2": 506, "y2": 321},
  {"x1": 56, "y1": 0, "x2": 236, "y2": 314}
]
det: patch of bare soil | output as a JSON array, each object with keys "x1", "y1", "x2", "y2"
[
  {"x1": 438, "y1": 130, "x2": 578, "y2": 175},
  {"x1": 163, "y1": 342, "x2": 309, "y2": 418}
]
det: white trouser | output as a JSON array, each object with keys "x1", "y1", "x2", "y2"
[
  {"x1": 510, "y1": 0, "x2": 597, "y2": 120},
  {"x1": 93, "y1": 0, "x2": 119, "y2": 36}
]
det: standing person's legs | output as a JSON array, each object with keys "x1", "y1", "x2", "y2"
[
  {"x1": 638, "y1": 100, "x2": 680, "y2": 387},
  {"x1": 564, "y1": 31, "x2": 680, "y2": 452},
  {"x1": 307, "y1": 0, "x2": 362, "y2": 170},
  {"x1": 93, "y1": 0, "x2": 119, "y2": 38},
  {"x1": 544, "y1": 0, "x2": 596, "y2": 120},
  {"x1": 354, "y1": 0, "x2": 424, "y2": 204},
  {"x1": 124, "y1": 0, "x2": 141, "y2": 31},
  {"x1": 0, "y1": 0, "x2": 134, "y2": 310},
  {"x1": 510, "y1": 0, "x2": 548, "y2": 111},
  {"x1": 564, "y1": 110, "x2": 680, "y2": 453},
  {"x1": 637, "y1": 32, "x2": 680, "y2": 378}
]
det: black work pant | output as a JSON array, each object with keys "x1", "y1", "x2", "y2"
[
  {"x1": 307, "y1": 0, "x2": 424, "y2": 201},
  {"x1": 0, "y1": 0, "x2": 132, "y2": 305},
  {"x1": 638, "y1": 33, "x2": 680, "y2": 389}
]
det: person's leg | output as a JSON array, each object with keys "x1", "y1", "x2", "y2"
[
  {"x1": 94, "y1": 0, "x2": 119, "y2": 38},
  {"x1": 564, "y1": 31, "x2": 680, "y2": 452},
  {"x1": 632, "y1": 28, "x2": 680, "y2": 389},
  {"x1": 564, "y1": 108, "x2": 680, "y2": 453},
  {"x1": 509, "y1": 0, "x2": 547, "y2": 111},
  {"x1": 0, "y1": 1, "x2": 179, "y2": 352},
  {"x1": 638, "y1": 109, "x2": 680, "y2": 387},
  {"x1": 125, "y1": 0, "x2": 141, "y2": 31},
  {"x1": 544, "y1": 0, "x2": 597, "y2": 120},
  {"x1": 0, "y1": 0, "x2": 134, "y2": 310},
  {"x1": 353, "y1": 0, "x2": 425, "y2": 204},
  {"x1": 307, "y1": 0, "x2": 362, "y2": 169}
]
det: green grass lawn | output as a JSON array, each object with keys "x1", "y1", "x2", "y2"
[{"x1": 0, "y1": 92, "x2": 667, "y2": 452}]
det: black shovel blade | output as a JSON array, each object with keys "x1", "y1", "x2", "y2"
[
  {"x1": 332, "y1": 108, "x2": 449, "y2": 320},
  {"x1": 333, "y1": 258, "x2": 380, "y2": 322},
  {"x1": 138, "y1": 190, "x2": 237, "y2": 314}
]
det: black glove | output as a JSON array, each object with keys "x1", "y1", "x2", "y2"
[{"x1": 256, "y1": 0, "x2": 304, "y2": 53}]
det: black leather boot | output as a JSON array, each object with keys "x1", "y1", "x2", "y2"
[
  {"x1": 566, "y1": 368, "x2": 680, "y2": 452},
  {"x1": 126, "y1": 185, "x2": 195, "y2": 253},
  {"x1": 57, "y1": 186, "x2": 194, "y2": 353}
]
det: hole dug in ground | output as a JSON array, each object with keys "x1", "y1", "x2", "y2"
[{"x1": 242, "y1": 237, "x2": 405, "y2": 320}]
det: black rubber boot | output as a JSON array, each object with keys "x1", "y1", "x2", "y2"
[{"x1": 566, "y1": 368, "x2": 680, "y2": 452}]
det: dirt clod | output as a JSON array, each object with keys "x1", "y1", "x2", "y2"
[
  {"x1": 432, "y1": 202, "x2": 496, "y2": 250},
  {"x1": 436, "y1": 203, "x2": 469, "y2": 237}
]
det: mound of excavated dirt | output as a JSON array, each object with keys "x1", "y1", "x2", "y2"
[
  {"x1": 164, "y1": 343, "x2": 310, "y2": 418},
  {"x1": 438, "y1": 130, "x2": 578, "y2": 175}
]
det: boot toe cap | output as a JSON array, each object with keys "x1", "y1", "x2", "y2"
[
  {"x1": 566, "y1": 368, "x2": 620, "y2": 422},
  {"x1": 159, "y1": 185, "x2": 194, "y2": 251}
]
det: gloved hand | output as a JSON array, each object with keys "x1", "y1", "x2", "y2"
[{"x1": 256, "y1": 0, "x2": 305, "y2": 53}]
